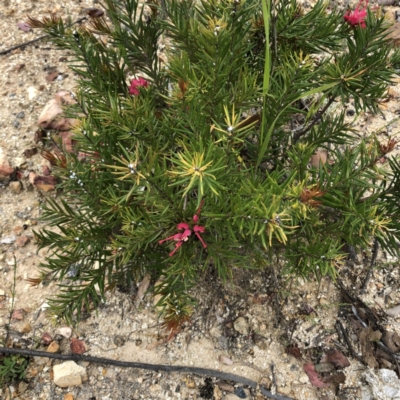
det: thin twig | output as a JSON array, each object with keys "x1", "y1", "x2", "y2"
[
  {"x1": 0, "y1": 17, "x2": 87, "y2": 56},
  {"x1": 292, "y1": 97, "x2": 335, "y2": 143},
  {"x1": 361, "y1": 238, "x2": 379, "y2": 294},
  {"x1": 0, "y1": 347, "x2": 295, "y2": 400},
  {"x1": 0, "y1": 34, "x2": 50, "y2": 56},
  {"x1": 4, "y1": 255, "x2": 17, "y2": 346},
  {"x1": 336, "y1": 320, "x2": 363, "y2": 363}
]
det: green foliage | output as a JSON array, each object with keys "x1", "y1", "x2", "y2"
[
  {"x1": 29, "y1": 0, "x2": 400, "y2": 328},
  {"x1": 0, "y1": 354, "x2": 29, "y2": 386}
]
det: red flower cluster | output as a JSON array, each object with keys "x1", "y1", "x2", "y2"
[
  {"x1": 129, "y1": 77, "x2": 149, "y2": 95},
  {"x1": 344, "y1": 0, "x2": 368, "y2": 28},
  {"x1": 159, "y1": 201, "x2": 207, "y2": 257}
]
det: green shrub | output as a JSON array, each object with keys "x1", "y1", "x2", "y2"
[
  {"x1": 30, "y1": 0, "x2": 400, "y2": 331},
  {"x1": 0, "y1": 354, "x2": 29, "y2": 386}
]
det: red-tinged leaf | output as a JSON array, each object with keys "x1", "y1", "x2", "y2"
[
  {"x1": 287, "y1": 343, "x2": 302, "y2": 359},
  {"x1": 252, "y1": 292, "x2": 270, "y2": 305},
  {"x1": 23, "y1": 148, "x2": 37, "y2": 158},
  {"x1": 303, "y1": 362, "x2": 328, "y2": 388},
  {"x1": 82, "y1": 7, "x2": 105, "y2": 18},
  {"x1": 320, "y1": 349, "x2": 350, "y2": 369},
  {"x1": 13, "y1": 63, "x2": 25, "y2": 72},
  {"x1": 324, "y1": 372, "x2": 346, "y2": 386},
  {"x1": 60, "y1": 131, "x2": 75, "y2": 153},
  {"x1": 17, "y1": 22, "x2": 32, "y2": 32},
  {"x1": 42, "y1": 165, "x2": 51, "y2": 176},
  {"x1": 32, "y1": 174, "x2": 57, "y2": 192}
]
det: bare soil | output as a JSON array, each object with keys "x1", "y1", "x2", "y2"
[{"x1": 1, "y1": 1, "x2": 400, "y2": 399}]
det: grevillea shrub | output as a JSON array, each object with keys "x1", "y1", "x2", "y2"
[{"x1": 29, "y1": 0, "x2": 400, "y2": 331}]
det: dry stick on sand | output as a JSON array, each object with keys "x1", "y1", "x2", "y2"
[
  {"x1": 0, "y1": 17, "x2": 87, "y2": 56},
  {"x1": 0, "y1": 347, "x2": 295, "y2": 400}
]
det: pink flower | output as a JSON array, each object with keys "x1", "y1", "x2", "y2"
[
  {"x1": 129, "y1": 77, "x2": 149, "y2": 95},
  {"x1": 159, "y1": 201, "x2": 207, "y2": 257},
  {"x1": 344, "y1": 0, "x2": 368, "y2": 28},
  {"x1": 193, "y1": 225, "x2": 207, "y2": 248},
  {"x1": 159, "y1": 223, "x2": 191, "y2": 257}
]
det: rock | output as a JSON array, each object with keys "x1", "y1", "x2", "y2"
[
  {"x1": 21, "y1": 323, "x2": 32, "y2": 333},
  {"x1": 53, "y1": 361, "x2": 87, "y2": 388},
  {"x1": 16, "y1": 235, "x2": 30, "y2": 247},
  {"x1": 299, "y1": 375, "x2": 309, "y2": 384},
  {"x1": 13, "y1": 157, "x2": 27, "y2": 169},
  {"x1": 13, "y1": 120, "x2": 20, "y2": 129},
  {"x1": 37, "y1": 91, "x2": 78, "y2": 131},
  {"x1": 47, "y1": 342, "x2": 60, "y2": 353},
  {"x1": 16, "y1": 111, "x2": 25, "y2": 119},
  {"x1": 185, "y1": 376, "x2": 196, "y2": 388},
  {"x1": 13, "y1": 226, "x2": 24, "y2": 236},
  {"x1": 225, "y1": 394, "x2": 245, "y2": 400},
  {"x1": 40, "y1": 302, "x2": 51, "y2": 310},
  {"x1": 9, "y1": 181, "x2": 22, "y2": 194},
  {"x1": 210, "y1": 324, "x2": 222, "y2": 338},
  {"x1": 41, "y1": 332, "x2": 53, "y2": 345},
  {"x1": 70, "y1": 338, "x2": 87, "y2": 354},
  {"x1": 213, "y1": 385, "x2": 223, "y2": 400},
  {"x1": 27, "y1": 86, "x2": 38, "y2": 100},
  {"x1": 233, "y1": 317, "x2": 249, "y2": 335},
  {"x1": 0, "y1": 154, "x2": 14, "y2": 180},
  {"x1": 11, "y1": 309, "x2": 25, "y2": 320},
  {"x1": 234, "y1": 386, "x2": 247, "y2": 398},
  {"x1": 279, "y1": 385, "x2": 293, "y2": 396},
  {"x1": 310, "y1": 150, "x2": 327, "y2": 167},
  {"x1": 0, "y1": 235, "x2": 16, "y2": 244},
  {"x1": 15, "y1": 209, "x2": 31, "y2": 220},
  {"x1": 64, "y1": 394, "x2": 74, "y2": 400},
  {"x1": 363, "y1": 368, "x2": 400, "y2": 399},
  {"x1": 57, "y1": 327, "x2": 72, "y2": 338},
  {"x1": 18, "y1": 381, "x2": 28, "y2": 394},
  {"x1": 386, "y1": 304, "x2": 400, "y2": 317},
  {"x1": 319, "y1": 297, "x2": 329, "y2": 306}
]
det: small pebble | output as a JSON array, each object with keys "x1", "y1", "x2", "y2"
[
  {"x1": 21, "y1": 323, "x2": 32, "y2": 333},
  {"x1": 47, "y1": 341, "x2": 60, "y2": 353},
  {"x1": 13, "y1": 120, "x2": 20, "y2": 128},
  {"x1": 234, "y1": 386, "x2": 247, "y2": 398},
  {"x1": 16, "y1": 235, "x2": 30, "y2": 247},
  {"x1": 16, "y1": 111, "x2": 25, "y2": 119}
]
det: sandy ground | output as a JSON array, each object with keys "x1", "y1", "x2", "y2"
[{"x1": 1, "y1": 0, "x2": 400, "y2": 399}]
